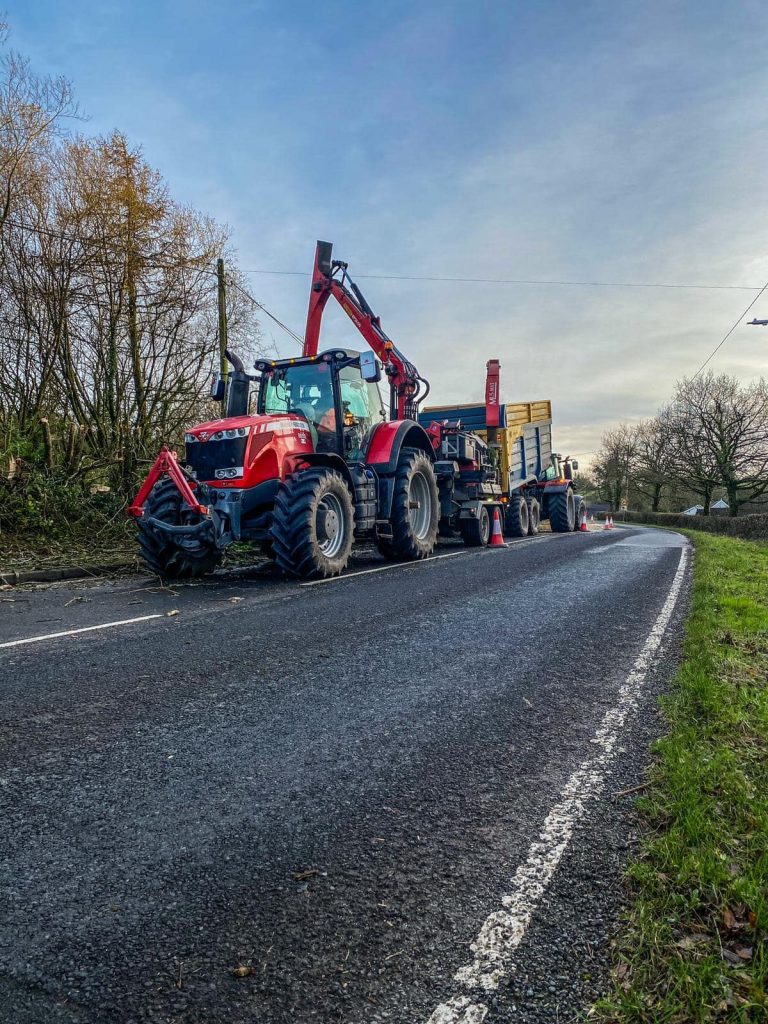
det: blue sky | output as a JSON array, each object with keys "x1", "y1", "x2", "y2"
[{"x1": 7, "y1": 0, "x2": 768, "y2": 460}]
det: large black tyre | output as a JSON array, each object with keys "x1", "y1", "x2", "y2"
[
  {"x1": 271, "y1": 468, "x2": 354, "y2": 578},
  {"x1": 549, "y1": 487, "x2": 576, "y2": 533},
  {"x1": 573, "y1": 495, "x2": 584, "y2": 532},
  {"x1": 461, "y1": 505, "x2": 490, "y2": 547},
  {"x1": 137, "y1": 477, "x2": 221, "y2": 579},
  {"x1": 504, "y1": 495, "x2": 529, "y2": 538},
  {"x1": 377, "y1": 448, "x2": 439, "y2": 561},
  {"x1": 527, "y1": 497, "x2": 540, "y2": 535}
]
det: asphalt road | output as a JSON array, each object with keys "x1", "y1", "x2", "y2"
[{"x1": 0, "y1": 526, "x2": 690, "y2": 1024}]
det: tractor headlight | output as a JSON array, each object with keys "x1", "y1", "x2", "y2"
[
  {"x1": 214, "y1": 467, "x2": 244, "y2": 479},
  {"x1": 184, "y1": 433, "x2": 198, "y2": 444}
]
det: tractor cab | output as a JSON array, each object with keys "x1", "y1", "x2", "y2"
[{"x1": 254, "y1": 349, "x2": 386, "y2": 463}]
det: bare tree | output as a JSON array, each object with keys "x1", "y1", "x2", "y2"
[
  {"x1": 592, "y1": 425, "x2": 638, "y2": 510},
  {"x1": 0, "y1": 24, "x2": 79, "y2": 231},
  {"x1": 671, "y1": 373, "x2": 768, "y2": 516},
  {"x1": 632, "y1": 414, "x2": 673, "y2": 512}
]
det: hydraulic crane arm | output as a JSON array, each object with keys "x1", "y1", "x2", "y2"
[{"x1": 303, "y1": 240, "x2": 429, "y2": 420}]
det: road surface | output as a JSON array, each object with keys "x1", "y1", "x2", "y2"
[{"x1": 0, "y1": 526, "x2": 689, "y2": 1023}]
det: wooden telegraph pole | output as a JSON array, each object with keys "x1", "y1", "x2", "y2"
[{"x1": 216, "y1": 258, "x2": 229, "y2": 403}]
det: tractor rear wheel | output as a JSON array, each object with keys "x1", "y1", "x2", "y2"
[
  {"x1": 461, "y1": 504, "x2": 490, "y2": 547},
  {"x1": 271, "y1": 467, "x2": 354, "y2": 578},
  {"x1": 377, "y1": 448, "x2": 438, "y2": 561},
  {"x1": 527, "y1": 497, "x2": 540, "y2": 535},
  {"x1": 137, "y1": 477, "x2": 221, "y2": 579},
  {"x1": 504, "y1": 495, "x2": 529, "y2": 538},
  {"x1": 549, "y1": 487, "x2": 576, "y2": 533}
]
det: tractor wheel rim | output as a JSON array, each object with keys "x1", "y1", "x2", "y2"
[
  {"x1": 316, "y1": 493, "x2": 346, "y2": 558},
  {"x1": 408, "y1": 471, "x2": 432, "y2": 540}
]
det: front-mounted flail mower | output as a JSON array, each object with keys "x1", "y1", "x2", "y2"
[{"x1": 129, "y1": 241, "x2": 441, "y2": 579}]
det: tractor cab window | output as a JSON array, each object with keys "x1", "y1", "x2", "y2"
[
  {"x1": 262, "y1": 361, "x2": 337, "y2": 450},
  {"x1": 339, "y1": 365, "x2": 386, "y2": 462}
]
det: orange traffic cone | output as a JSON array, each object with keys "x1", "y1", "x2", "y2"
[
  {"x1": 490, "y1": 507, "x2": 507, "y2": 547},
  {"x1": 603, "y1": 514, "x2": 611, "y2": 530},
  {"x1": 579, "y1": 505, "x2": 588, "y2": 532},
  {"x1": 608, "y1": 515, "x2": 614, "y2": 529}
]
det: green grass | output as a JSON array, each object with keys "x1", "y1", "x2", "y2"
[{"x1": 596, "y1": 532, "x2": 768, "y2": 1023}]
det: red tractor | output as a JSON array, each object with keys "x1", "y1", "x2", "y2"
[{"x1": 130, "y1": 241, "x2": 441, "y2": 579}]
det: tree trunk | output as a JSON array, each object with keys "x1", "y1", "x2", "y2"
[
  {"x1": 726, "y1": 483, "x2": 740, "y2": 517},
  {"x1": 39, "y1": 417, "x2": 54, "y2": 472}
]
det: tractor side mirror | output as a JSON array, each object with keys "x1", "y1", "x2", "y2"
[
  {"x1": 210, "y1": 376, "x2": 226, "y2": 402},
  {"x1": 360, "y1": 350, "x2": 381, "y2": 383},
  {"x1": 571, "y1": 459, "x2": 579, "y2": 471}
]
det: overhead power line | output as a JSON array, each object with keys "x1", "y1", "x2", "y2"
[
  {"x1": 226, "y1": 276, "x2": 304, "y2": 348},
  {"x1": 691, "y1": 278, "x2": 768, "y2": 379},
  {"x1": 242, "y1": 268, "x2": 762, "y2": 292}
]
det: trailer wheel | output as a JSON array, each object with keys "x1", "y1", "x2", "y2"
[
  {"x1": 461, "y1": 505, "x2": 490, "y2": 547},
  {"x1": 573, "y1": 495, "x2": 584, "y2": 532},
  {"x1": 377, "y1": 448, "x2": 439, "y2": 561},
  {"x1": 504, "y1": 495, "x2": 529, "y2": 538},
  {"x1": 549, "y1": 487, "x2": 576, "y2": 533},
  {"x1": 137, "y1": 477, "x2": 221, "y2": 579},
  {"x1": 271, "y1": 467, "x2": 354, "y2": 578},
  {"x1": 527, "y1": 497, "x2": 540, "y2": 535}
]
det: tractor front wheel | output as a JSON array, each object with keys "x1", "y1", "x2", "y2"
[
  {"x1": 137, "y1": 477, "x2": 221, "y2": 579},
  {"x1": 271, "y1": 468, "x2": 354, "y2": 578},
  {"x1": 377, "y1": 448, "x2": 439, "y2": 561},
  {"x1": 549, "y1": 487, "x2": 576, "y2": 533}
]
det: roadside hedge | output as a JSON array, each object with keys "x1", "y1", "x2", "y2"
[{"x1": 613, "y1": 509, "x2": 768, "y2": 541}]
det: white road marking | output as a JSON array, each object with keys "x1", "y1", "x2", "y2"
[
  {"x1": 300, "y1": 532, "x2": 580, "y2": 588},
  {"x1": 426, "y1": 545, "x2": 688, "y2": 1023},
  {"x1": 299, "y1": 550, "x2": 471, "y2": 586},
  {"x1": 0, "y1": 614, "x2": 163, "y2": 650},
  {"x1": 428, "y1": 996, "x2": 488, "y2": 1023}
]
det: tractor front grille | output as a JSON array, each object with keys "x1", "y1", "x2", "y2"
[{"x1": 185, "y1": 437, "x2": 248, "y2": 481}]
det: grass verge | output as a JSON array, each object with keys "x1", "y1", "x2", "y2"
[{"x1": 596, "y1": 531, "x2": 768, "y2": 1023}]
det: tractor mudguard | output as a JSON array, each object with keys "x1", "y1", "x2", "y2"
[
  {"x1": 365, "y1": 420, "x2": 434, "y2": 520},
  {"x1": 288, "y1": 451, "x2": 355, "y2": 493},
  {"x1": 540, "y1": 481, "x2": 572, "y2": 494},
  {"x1": 538, "y1": 480, "x2": 572, "y2": 519},
  {"x1": 364, "y1": 420, "x2": 434, "y2": 475}
]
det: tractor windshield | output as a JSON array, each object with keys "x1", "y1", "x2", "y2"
[{"x1": 262, "y1": 361, "x2": 336, "y2": 442}]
